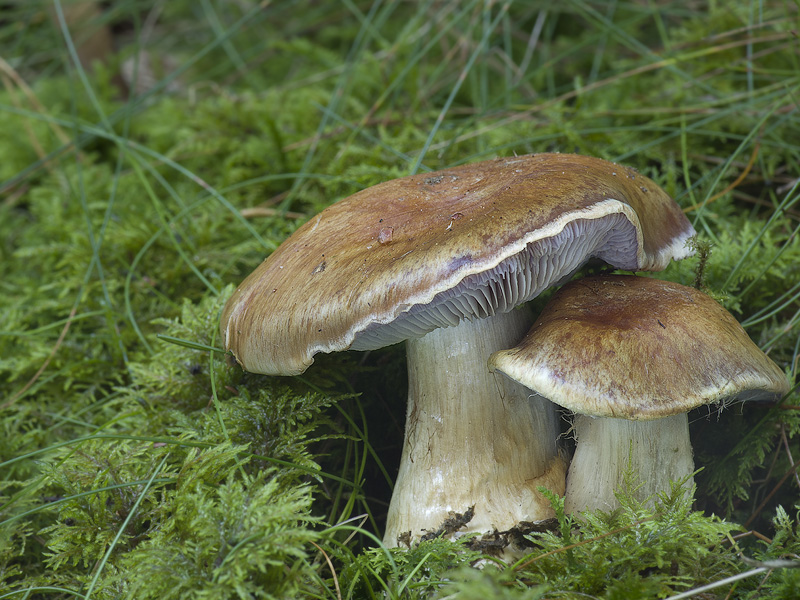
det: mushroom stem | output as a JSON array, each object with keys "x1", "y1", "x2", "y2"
[
  {"x1": 564, "y1": 413, "x2": 695, "y2": 514},
  {"x1": 384, "y1": 309, "x2": 565, "y2": 546}
]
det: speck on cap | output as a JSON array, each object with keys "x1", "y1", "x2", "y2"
[
  {"x1": 221, "y1": 154, "x2": 696, "y2": 375},
  {"x1": 489, "y1": 274, "x2": 790, "y2": 419}
]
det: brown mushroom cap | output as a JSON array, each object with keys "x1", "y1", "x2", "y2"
[
  {"x1": 221, "y1": 154, "x2": 695, "y2": 375},
  {"x1": 489, "y1": 274, "x2": 790, "y2": 420}
]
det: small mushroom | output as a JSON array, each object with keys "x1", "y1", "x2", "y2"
[
  {"x1": 220, "y1": 153, "x2": 696, "y2": 545},
  {"x1": 489, "y1": 274, "x2": 791, "y2": 513}
]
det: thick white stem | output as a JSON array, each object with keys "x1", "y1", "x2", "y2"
[
  {"x1": 564, "y1": 414, "x2": 694, "y2": 514},
  {"x1": 383, "y1": 310, "x2": 565, "y2": 546}
]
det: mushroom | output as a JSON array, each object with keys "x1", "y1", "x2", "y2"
[
  {"x1": 219, "y1": 153, "x2": 696, "y2": 546},
  {"x1": 488, "y1": 274, "x2": 791, "y2": 514}
]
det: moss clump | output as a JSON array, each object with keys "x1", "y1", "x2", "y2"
[{"x1": 516, "y1": 484, "x2": 739, "y2": 598}]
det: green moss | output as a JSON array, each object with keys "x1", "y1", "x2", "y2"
[
  {"x1": 518, "y1": 484, "x2": 739, "y2": 598},
  {"x1": 1, "y1": 1, "x2": 799, "y2": 597},
  {"x1": 120, "y1": 466, "x2": 321, "y2": 600}
]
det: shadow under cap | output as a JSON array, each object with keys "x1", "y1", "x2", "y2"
[
  {"x1": 489, "y1": 274, "x2": 790, "y2": 420},
  {"x1": 220, "y1": 154, "x2": 695, "y2": 376}
]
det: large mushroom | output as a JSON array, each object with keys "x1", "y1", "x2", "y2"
[
  {"x1": 489, "y1": 274, "x2": 791, "y2": 514},
  {"x1": 219, "y1": 153, "x2": 696, "y2": 545}
]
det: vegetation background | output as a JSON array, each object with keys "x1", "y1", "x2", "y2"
[{"x1": 1, "y1": 0, "x2": 799, "y2": 598}]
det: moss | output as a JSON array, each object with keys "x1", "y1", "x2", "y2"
[
  {"x1": 1, "y1": 1, "x2": 799, "y2": 598},
  {"x1": 517, "y1": 483, "x2": 739, "y2": 598}
]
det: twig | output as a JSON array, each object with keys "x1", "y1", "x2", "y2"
[
  {"x1": 663, "y1": 567, "x2": 768, "y2": 600},
  {"x1": 3, "y1": 307, "x2": 78, "y2": 410},
  {"x1": 239, "y1": 207, "x2": 307, "y2": 219},
  {"x1": 731, "y1": 529, "x2": 773, "y2": 545},
  {"x1": 780, "y1": 424, "x2": 800, "y2": 490},
  {"x1": 744, "y1": 458, "x2": 800, "y2": 529},
  {"x1": 0, "y1": 56, "x2": 73, "y2": 147},
  {"x1": 0, "y1": 56, "x2": 79, "y2": 200},
  {"x1": 683, "y1": 141, "x2": 760, "y2": 214},
  {"x1": 310, "y1": 541, "x2": 342, "y2": 600}
]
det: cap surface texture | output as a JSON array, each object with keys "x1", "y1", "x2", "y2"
[{"x1": 221, "y1": 154, "x2": 696, "y2": 375}]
